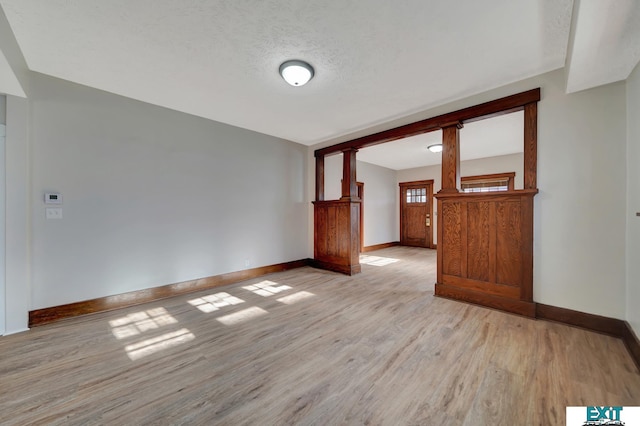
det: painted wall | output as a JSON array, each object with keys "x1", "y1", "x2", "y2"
[
  {"x1": 5, "y1": 95, "x2": 30, "y2": 333},
  {"x1": 0, "y1": 122, "x2": 4, "y2": 335},
  {"x1": 626, "y1": 63, "x2": 640, "y2": 337},
  {"x1": 311, "y1": 69, "x2": 628, "y2": 320},
  {"x1": 397, "y1": 153, "x2": 524, "y2": 245},
  {"x1": 323, "y1": 155, "x2": 398, "y2": 246},
  {"x1": 27, "y1": 74, "x2": 308, "y2": 310}
]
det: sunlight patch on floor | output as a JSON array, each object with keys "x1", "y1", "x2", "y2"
[
  {"x1": 188, "y1": 292, "x2": 245, "y2": 313},
  {"x1": 243, "y1": 280, "x2": 292, "y2": 297},
  {"x1": 125, "y1": 328, "x2": 195, "y2": 360},
  {"x1": 109, "y1": 307, "x2": 178, "y2": 339},
  {"x1": 359, "y1": 255, "x2": 400, "y2": 266},
  {"x1": 277, "y1": 291, "x2": 315, "y2": 305},
  {"x1": 216, "y1": 306, "x2": 268, "y2": 325}
]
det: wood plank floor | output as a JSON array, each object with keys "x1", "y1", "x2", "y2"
[{"x1": 1, "y1": 246, "x2": 639, "y2": 425}]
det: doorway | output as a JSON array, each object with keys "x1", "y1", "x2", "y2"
[
  {"x1": 0, "y1": 123, "x2": 5, "y2": 335},
  {"x1": 399, "y1": 180, "x2": 433, "y2": 248}
]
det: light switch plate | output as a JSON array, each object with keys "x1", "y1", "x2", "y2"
[{"x1": 46, "y1": 207, "x2": 63, "y2": 219}]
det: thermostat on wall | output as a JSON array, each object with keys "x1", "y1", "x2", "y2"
[{"x1": 45, "y1": 193, "x2": 62, "y2": 204}]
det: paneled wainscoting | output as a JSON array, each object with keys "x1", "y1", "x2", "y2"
[{"x1": 2, "y1": 246, "x2": 639, "y2": 425}]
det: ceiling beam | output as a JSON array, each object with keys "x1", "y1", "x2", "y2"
[{"x1": 315, "y1": 88, "x2": 540, "y2": 158}]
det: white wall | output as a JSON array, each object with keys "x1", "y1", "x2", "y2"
[
  {"x1": 0, "y1": 121, "x2": 5, "y2": 335},
  {"x1": 5, "y1": 95, "x2": 29, "y2": 333},
  {"x1": 323, "y1": 155, "x2": 398, "y2": 246},
  {"x1": 311, "y1": 69, "x2": 629, "y2": 320},
  {"x1": 626, "y1": 63, "x2": 640, "y2": 337},
  {"x1": 27, "y1": 74, "x2": 308, "y2": 310},
  {"x1": 398, "y1": 153, "x2": 523, "y2": 245}
]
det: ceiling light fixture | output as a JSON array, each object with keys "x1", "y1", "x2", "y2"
[
  {"x1": 279, "y1": 60, "x2": 314, "y2": 86},
  {"x1": 427, "y1": 143, "x2": 443, "y2": 153}
]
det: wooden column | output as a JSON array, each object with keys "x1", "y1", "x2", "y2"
[
  {"x1": 341, "y1": 148, "x2": 358, "y2": 200},
  {"x1": 315, "y1": 155, "x2": 325, "y2": 201},
  {"x1": 524, "y1": 103, "x2": 537, "y2": 190},
  {"x1": 439, "y1": 123, "x2": 463, "y2": 193}
]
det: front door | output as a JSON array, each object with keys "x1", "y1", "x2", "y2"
[{"x1": 400, "y1": 180, "x2": 433, "y2": 248}]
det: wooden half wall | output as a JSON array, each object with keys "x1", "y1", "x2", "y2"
[{"x1": 313, "y1": 89, "x2": 540, "y2": 292}]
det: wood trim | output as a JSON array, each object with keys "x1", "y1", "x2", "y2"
[
  {"x1": 439, "y1": 124, "x2": 461, "y2": 193},
  {"x1": 309, "y1": 259, "x2": 362, "y2": 275},
  {"x1": 536, "y1": 303, "x2": 640, "y2": 370},
  {"x1": 29, "y1": 259, "x2": 311, "y2": 327},
  {"x1": 361, "y1": 241, "x2": 400, "y2": 252},
  {"x1": 461, "y1": 172, "x2": 516, "y2": 182},
  {"x1": 315, "y1": 88, "x2": 541, "y2": 157},
  {"x1": 341, "y1": 148, "x2": 358, "y2": 200},
  {"x1": 398, "y1": 179, "x2": 435, "y2": 187},
  {"x1": 535, "y1": 303, "x2": 626, "y2": 336},
  {"x1": 523, "y1": 102, "x2": 537, "y2": 189},
  {"x1": 357, "y1": 182, "x2": 364, "y2": 251},
  {"x1": 435, "y1": 283, "x2": 536, "y2": 317},
  {"x1": 435, "y1": 189, "x2": 539, "y2": 200},
  {"x1": 315, "y1": 155, "x2": 325, "y2": 201},
  {"x1": 461, "y1": 172, "x2": 516, "y2": 191},
  {"x1": 622, "y1": 323, "x2": 640, "y2": 371}
]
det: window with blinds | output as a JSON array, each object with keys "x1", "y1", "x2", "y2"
[{"x1": 461, "y1": 172, "x2": 515, "y2": 193}]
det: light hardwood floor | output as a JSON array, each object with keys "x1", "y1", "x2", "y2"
[{"x1": 1, "y1": 246, "x2": 639, "y2": 425}]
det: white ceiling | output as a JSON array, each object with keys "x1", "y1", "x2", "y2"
[
  {"x1": 357, "y1": 111, "x2": 524, "y2": 170},
  {"x1": 566, "y1": 0, "x2": 640, "y2": 93},
  {"x1": 0, "y1": 0, "x2": 637, "y2": 149}
]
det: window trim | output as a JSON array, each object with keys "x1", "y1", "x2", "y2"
[{"x1": 461, "y1": 172, "x2": 515, "y2": 193}]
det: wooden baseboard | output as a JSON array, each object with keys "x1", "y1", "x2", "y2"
[
  {"x1": 361, "y1": 242, "x2": 399, "y2": 252},
  {"x1": 622, "y1": 322, "x2": 640, "y2": 371},
  {"x1": 536, "y1": 303, "x2": 640, "y2": 370},
  {"x1": 29, "y1": 259, "x2": 312, "y2": 327},
  {"x1": 309, "y1": 259, "x2": 362, "y2": 275},
  {"x1": 435, "y1": 283, "x2": 536, "y2": 317}
]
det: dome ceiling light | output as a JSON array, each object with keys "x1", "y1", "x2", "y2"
[
  {"x1": 279, "y1": 60, "x2": 314, "y2": 86},
  {"x1": 427, "y1": 143, "x2": 443, "y2": 153}
]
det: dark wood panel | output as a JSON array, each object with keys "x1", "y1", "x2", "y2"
[
  {"x1": 441, "y1": 201, "x2": 463, "y2": 276},
  {"x1": 467, "y1": 201, "x2": 492, "y2": 282},
  {"x1": 315, "y1": 88, "x2": 541, "y2": 157},
  {"x1": 519, "y1": 195, "x2": 534, "y2": 301},
  {"x1": 315, "y1": 155, "x2": 325, "y2": 201},
  {"x1": 440, "y1": 124, "x2": 461, "y2": 193},
  {"x1": 29, "y1": 258, "x2": 311, "y2": 327},
  {"x1": 435, "y1": 283, "x2": 535, "y2": 317},
  {"x1": 524, "y1": 102, "x2": 537, "y2": 190},
  {"x1": 313, "y1": 200, "x2": 361, "y2": 276},
  {"x1": 442, "y1": 274, "x2": 519, "y2": 299},
  {"x1": 496, "y1": 200, "x2": 522, "y2": 286}
]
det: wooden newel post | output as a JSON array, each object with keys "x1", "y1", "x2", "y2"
[
  {"x1": 341, "y1": 148, "x2": 358, "y2": 200},
  {"x1": 439, "y1": 122, "x2": 463, "y2": 193}
]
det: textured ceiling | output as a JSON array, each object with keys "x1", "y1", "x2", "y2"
[
  {"x1": 0, "y1": 0, "x2": 573, "y2": 145},
  {"x1": 566, "y1": 0, "x2": 640, "y2": 93},
  {"x1": 0, "y1": 0, "x2": 638, "y2": 149},
  {"x1": 358, "y1": 111, "x2": 524, "y2": 170}
]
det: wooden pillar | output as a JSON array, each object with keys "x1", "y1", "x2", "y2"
[
  {"x1": 341, "y1": 148, "x2": 358, "y2": 200},
  {"x1": 315, "y1": 155, "x2": 325, "y2": 201},
  {"x1": 439, "y1": 122, "x2": 463, "y2": 193},
  {"x1": 524, "y1": 103, "x2": 537, "y2": 189}
]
